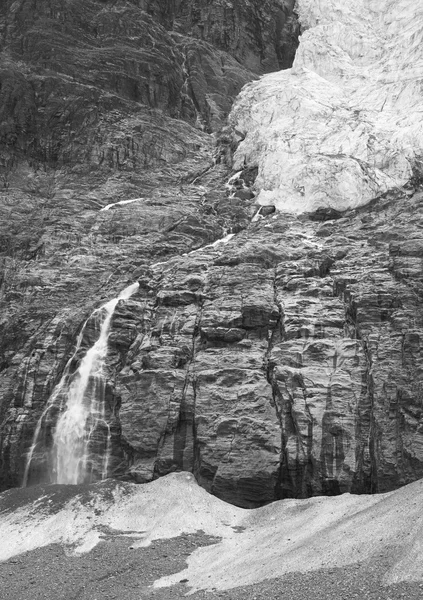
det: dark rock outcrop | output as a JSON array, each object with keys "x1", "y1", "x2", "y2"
[
  {"x1": 172, "y1": 0, "x2": 300, "y2": 73},
  {"x1": 5, "y1": 183, "x2": 423, "y2": 507}
]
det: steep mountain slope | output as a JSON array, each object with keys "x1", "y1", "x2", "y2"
[
  {"x1": 0, "y1": 0, "x2": 298, "y2": 495},
  {"x1": 1, "y1": 0, "x2": 423, "y2": 509}
]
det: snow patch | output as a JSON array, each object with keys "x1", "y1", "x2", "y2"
[
  {"x1": 188, "y1": 233, "x2": 235, "y2": 254},
  {"x1": 100, "y1": 198, "x2": 144, "y2": 211}
]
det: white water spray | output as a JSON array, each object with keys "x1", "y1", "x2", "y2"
[{"x1": 23, "y1": 282, "x2": 139, "y2": 486}]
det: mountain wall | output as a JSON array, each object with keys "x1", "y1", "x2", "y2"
[{"x1": 1, "y1": 0, "x2": 423, "y2": 508}]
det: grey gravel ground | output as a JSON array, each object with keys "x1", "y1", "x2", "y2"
[{"x1": 1, "y1": 532, "x2": 423, "y2": 600}]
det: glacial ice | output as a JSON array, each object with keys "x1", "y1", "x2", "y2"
[{"x1": 229, "y1": 0, "x2": 423, "y2": 213}]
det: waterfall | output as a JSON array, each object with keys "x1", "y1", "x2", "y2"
[{"x1": 23, "y1": 282, "x2": 139, "y2": 486}]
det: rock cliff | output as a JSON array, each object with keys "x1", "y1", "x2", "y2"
[{"x1": 1, "y1": 0, "x2": 423, "y2": 508}]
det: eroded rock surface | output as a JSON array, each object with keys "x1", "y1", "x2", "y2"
[
  {"x1": 172, "y1": 0, "x2": 300, "y2": 73},
  {"x1": 5, "y1": 179, "x2": 423, "y2": 506},
  {"x1": 1, "y1": 0, "x2": 423, "y2": 509},
  {"x1": 117, "y1": 186, "x2": 423, "y2": 505}
]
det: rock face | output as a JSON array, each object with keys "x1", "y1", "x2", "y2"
[
  {"x1": 112, "y1": 188, "x2": 423, "y2": 506},
  {"x1": 1, "y1": 0, "x2": 423, "y2": 509},
  {"x1": 172, "y1": 0, "x2": 300, "y2": 73}
]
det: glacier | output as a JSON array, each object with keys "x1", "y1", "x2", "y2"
[{"x1": 229, "y1": 0, "x2": 423, "y2": 213}]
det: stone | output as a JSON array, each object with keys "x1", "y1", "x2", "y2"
[{"x1": 260, "y1": 205, "x2": 276, "y2": 217}]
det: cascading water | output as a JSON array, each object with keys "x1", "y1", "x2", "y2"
[
  {"x1": 52, "y1": 297, "x2": 116, "y2": 485},
  {"x1": 23, "y1": 282, "x2": 139, "y2": 486}
]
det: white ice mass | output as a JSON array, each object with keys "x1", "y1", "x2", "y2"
[{"x1": 229, "y1": 0, "x2": 423, "y2": 213}]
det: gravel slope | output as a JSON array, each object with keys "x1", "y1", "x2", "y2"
[
  {"x1": 1, "y1": 536, "x2": 423, "y2": 600},
  {"x1": 1, "y1": 473, "x2": 423, "y2": 599}
]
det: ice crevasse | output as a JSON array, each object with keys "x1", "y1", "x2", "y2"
[{"x1": 229, "y1": 0, "x2": 423, "y2": 213}]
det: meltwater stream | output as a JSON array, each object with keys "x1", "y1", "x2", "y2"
[{"x1": 23, "y1": 282, "x2": 139, "y2": 486}]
